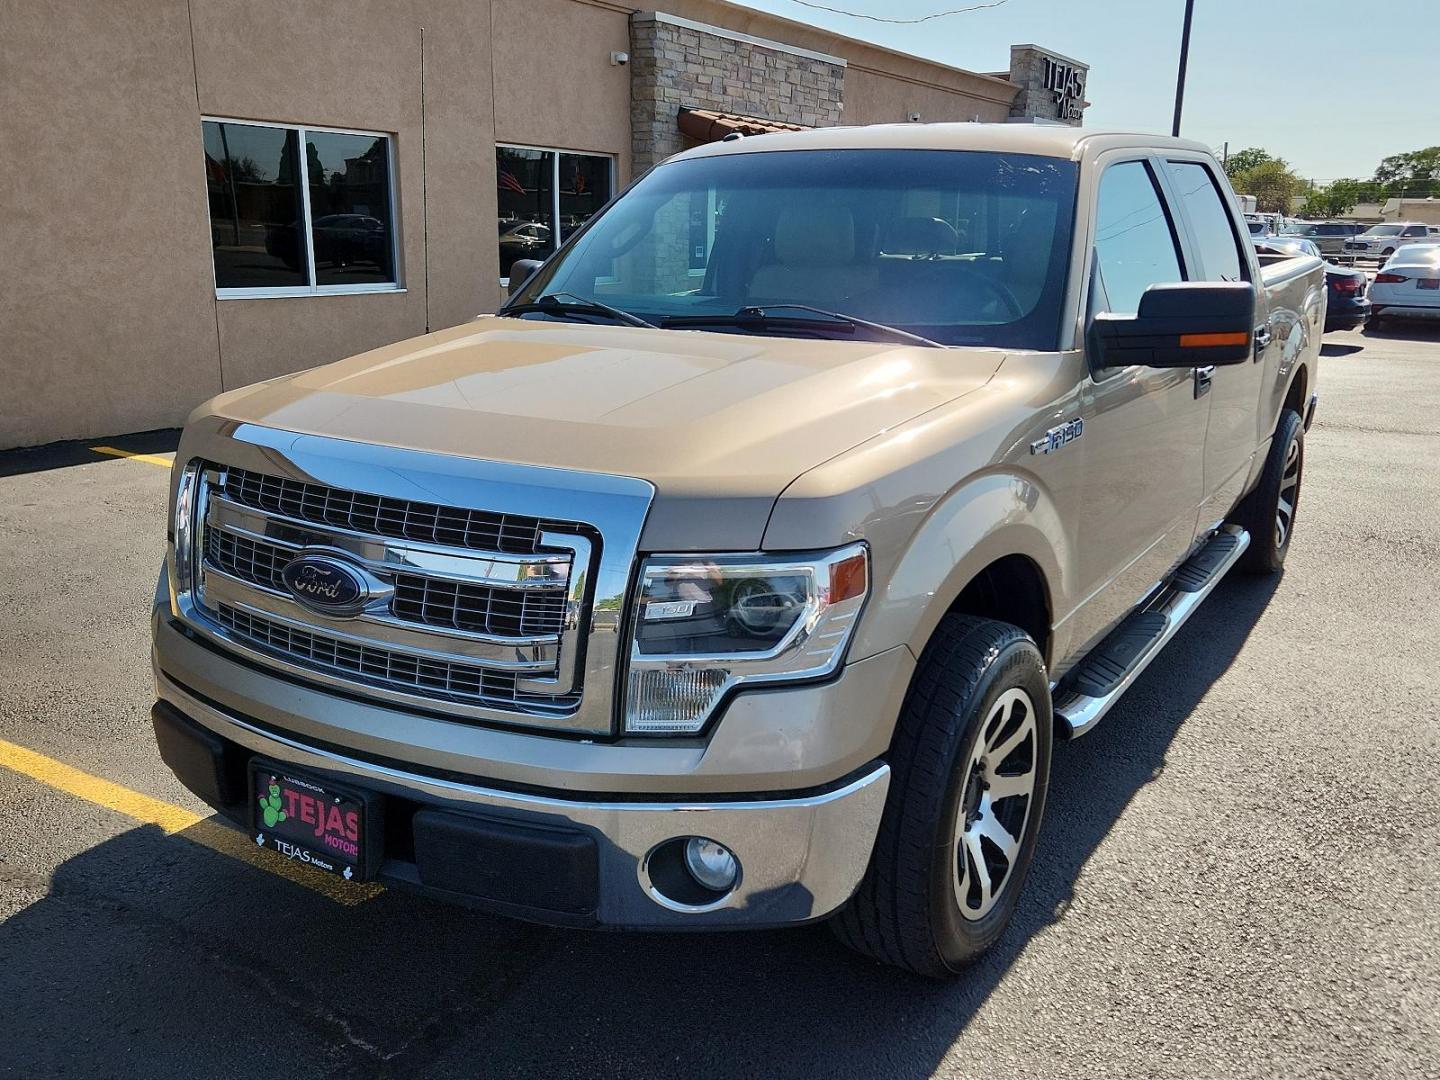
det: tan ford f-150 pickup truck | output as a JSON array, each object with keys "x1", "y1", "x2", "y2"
[{"x1": 151, "y1": 125, "x2": 1323, "y2": 977}]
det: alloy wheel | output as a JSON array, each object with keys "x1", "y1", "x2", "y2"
[
  {"x1": 953, "y1": 687, "x2": 1038, "y2": 920},
  {"x1": 1276, "y1": 434, "x2": 1302, "y2": 550}
]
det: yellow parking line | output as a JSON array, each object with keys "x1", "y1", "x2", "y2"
[
  {"x1": 90, "y1": 445, "x2": 174, "y2": 468},
  {"x1": 0, "y1": 736, "x2": 382, "y2": 906}
]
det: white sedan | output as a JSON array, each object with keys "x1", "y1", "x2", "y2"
[{"x1": 1370, "y1": 245, "x2": 1440, "y2": 326}]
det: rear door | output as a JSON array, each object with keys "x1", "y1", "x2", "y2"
[
  {"x1": 1070, "y1": 157, "x2": 1211, "y2": 652},
  {"x1": 1160, "y1": 157, "x2": 1269, "y2": 529}
]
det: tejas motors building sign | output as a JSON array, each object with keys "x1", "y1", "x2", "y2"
[
  {"x1": 1042, "y1": 56, "x2": 1086, "y2": 121},
  {"x1": 1006, "y1": 44, "x2": 1090, "y2": 126}
]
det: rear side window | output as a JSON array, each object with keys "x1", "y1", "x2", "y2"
[
  {"x1": 1092, "y1": 161, "x2": 1184, "y2": 314},
  {"x1": 1165, "y1": 161, "x2": 1246, "y2": 282}
]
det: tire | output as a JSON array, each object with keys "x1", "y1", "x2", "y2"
[
  {"x1": 1234, "y1": 408, "x2": 1304, "y2": 574},
  {"x1": 831, "y1": 614, "x2": 1052, "y2": 978},
  {"x1": 1382, "y1": 247, "x2": 1395, "y2": 257}
]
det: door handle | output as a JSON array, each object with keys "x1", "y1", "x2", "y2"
[
  {"x1": 1193, "y1": 365, "x2": 1215, "y2": 399},
  {"x1": 1254, "y1": 326, "x2": 1272, "y2": 350}
]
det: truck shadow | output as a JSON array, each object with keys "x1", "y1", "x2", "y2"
[{"x1": 0, "y1": 572, "x2": 1280, "y2": 1078}]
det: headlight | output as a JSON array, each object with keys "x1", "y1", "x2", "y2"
[{"x1": 622, "y1": 543, "x2": 869, "y2": 734}]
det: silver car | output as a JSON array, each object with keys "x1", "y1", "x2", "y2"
[{"x1": 1281, "y1": 220, "x2": 1362, "y2": 257}]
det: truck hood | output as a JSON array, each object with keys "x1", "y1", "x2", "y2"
[{"x1": 203, "y1": 317, "x2": 1003, "y2": 548}]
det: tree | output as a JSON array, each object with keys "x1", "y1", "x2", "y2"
[
  {"x1": 1298, "y1": 178, "x2": 1369, "y2": 218},
  {"x1": 1224, "y1": 147, "x2": 1276, "y2": 179},
  {"x1": 1373, "y1": 146, "x2": 1440, "y2": 198},
  {"x1": 1232, "y1": 158, "x2": 1305, "y2": 214}
]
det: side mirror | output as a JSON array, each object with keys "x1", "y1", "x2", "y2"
[
  {"x1": 1093, "y1": 282, "x2": 1256, "y2": 368},
  {"x1": 508, "y1": 259, "x2": 544, "y2": 295}
]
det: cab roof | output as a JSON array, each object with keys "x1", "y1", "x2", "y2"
[{"x1": 673, "y1": 122, "x2": 1215, "y2": 163}]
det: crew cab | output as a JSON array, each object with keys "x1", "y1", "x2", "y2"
[{"x1": 150, "y1": 126, "x2": 1322, "y2": 977}]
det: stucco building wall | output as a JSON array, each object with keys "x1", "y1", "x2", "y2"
[{"x1": 0, "y1": 0, "x2": 1086, "y2": 449}]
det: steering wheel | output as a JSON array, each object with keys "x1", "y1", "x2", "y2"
[{"x1": 941, "y1": 262, "x2": 1025, "y2": 321}]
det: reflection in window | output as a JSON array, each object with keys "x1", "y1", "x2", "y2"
[
  {"x1": 497, "y1": 147, "x2": 612, "y2": 279},
  {"x1": 1165, "y1": 161, "x2": 1244, "y2": 282},
  {"x1": 201, "y1": 119, "x2": 398, "y2": 295},
  {"x1": 306, "y1": 131, "x2": 395, "y2": 286},
  {"x1": 203, "y1": 122, "x2": 307, "y2": 289},
  {"x1": 1093, "y1": 161, "x2": 1184, "y2": 314}
]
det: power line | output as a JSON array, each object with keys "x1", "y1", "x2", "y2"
[{"x1": 781, "y1": 0, "x2": 1007, "y2": 24}]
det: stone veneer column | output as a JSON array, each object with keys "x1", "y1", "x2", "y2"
[
  {"x1": 630, "y1": 12, "x2": 845, "y2": 174},
  {"x1": 1006, "y1": 44, "x2": 1089, "y2": 126}
]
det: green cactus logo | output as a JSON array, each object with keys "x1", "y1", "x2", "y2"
[{"x1": 258, "y1": 782, "x2": 287, "y2": 829}]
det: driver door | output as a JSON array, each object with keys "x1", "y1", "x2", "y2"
[{"x1": 1070, "y1": 157, "x2": 1211, "y2": 655}]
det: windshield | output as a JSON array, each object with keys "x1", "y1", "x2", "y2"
[
  {"x1": 1364, "y1": 225, "x2": 1404, "y2": 236},
  {"x1": 510, "y1": 149, "x2": 1079, "y2": 350}
]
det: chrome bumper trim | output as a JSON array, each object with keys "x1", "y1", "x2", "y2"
[{"x1": 159, "y1": 675, "x2": 890, "y2": 928}]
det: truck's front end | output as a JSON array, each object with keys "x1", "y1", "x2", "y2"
[{"x1": 152, "y1": 413, "x2": 909, "y2": 925}]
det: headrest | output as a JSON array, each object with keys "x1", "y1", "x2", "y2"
[
  {"x1": 772, "y1": 204, "x2": 856, "y2": 266},
  {"x1": 884, "y1": 216, "x2": 958, "y2": 256}
]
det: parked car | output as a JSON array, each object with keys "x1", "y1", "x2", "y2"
[
  {"x1": 1256, "y1": 237, "x2": 1321, "y2": 259},
  {"x1": 1245, "y1": 212, "x2": 1282, "y2": 237},
  {"x1": 1256, "y1": 237, "x2": 1369, "y2": 333},
  {"x1": 1343, "y1": 222, "x2": 1437, "y2": 260},
  {"x1": 151, "y1": 126, "x2": 1322, "y2": 977},
  {"x1": 499, "y1": 220, "x2": 553, "y2": 277},
  {"x1": 1280, "y1": 220, "x2": 1363, "y2": 257},
  {"x1": 1369, "y1": 243, "x2": 1440, "y2": 327}
]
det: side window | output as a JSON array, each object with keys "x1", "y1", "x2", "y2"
[
  {"x1": 1403, "y1": 225, "x2": 1427, "y2": 237},
  {"x1": 1093, "y1": 161, "x2": 1184, "y2": 314},
  {"x1": 1165, "y1": 161, "x2": 1245, "y2": 282}
]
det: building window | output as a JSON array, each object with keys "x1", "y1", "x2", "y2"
[
  {"x1": 497, "y1": 146, "x2": 613, "y2": 280},
  {"x1": 202, "y1": 118, "x2": 400, "y2": 298}
]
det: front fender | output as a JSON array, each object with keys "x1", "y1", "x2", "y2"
[{"x1": 858, "y1": 469, "x2": 1073, "y2": 664}]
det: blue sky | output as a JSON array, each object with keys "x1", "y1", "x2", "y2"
[{"x1": 735, "y1": 0, "x2": 1436, "y2": 180}]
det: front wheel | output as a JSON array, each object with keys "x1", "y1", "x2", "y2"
[{"x1": 831, "y1": 614, "x2": 1052, "y2": 977}]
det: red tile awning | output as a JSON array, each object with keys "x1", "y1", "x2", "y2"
[{"x1": 677, "y1": 107, "x2": 810, "y2": 144}]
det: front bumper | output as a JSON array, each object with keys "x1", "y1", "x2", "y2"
[{"x1": 152, "y1": 686, "x2": 889, "y2": 928}]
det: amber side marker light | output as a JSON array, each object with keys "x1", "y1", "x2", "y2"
[
  {"x1": 1179, "y1": 331, "x2": 1251, "y2": 348},
  {"x1": 829, "y1": 551, "x2": 869, "y2": 603}
]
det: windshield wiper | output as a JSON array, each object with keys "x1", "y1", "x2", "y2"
[
  {"x1": 502, "y1": 291, "x2": 657, "y2": 329},
  {"x1": 661, "y1": 304, "x2": 943, "y2": 348}
]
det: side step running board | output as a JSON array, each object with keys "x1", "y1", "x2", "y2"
[{"x1": 1053, "y1": 525, "x2": 1250, "y2": 740}]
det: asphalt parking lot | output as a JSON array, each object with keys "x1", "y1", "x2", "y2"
[{"x1": 2, "y1": 320, "x2": 1438, "y2": 1079}]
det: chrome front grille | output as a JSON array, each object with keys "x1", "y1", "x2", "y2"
[
  {"x1": 188, "y1": 462, "x2": 594, "y2": 724},
  {"x1": 206, "y1": 526, "x2": 569, "y2": 639},
  {"x1": 207, "y1": 527, "x2": 287, "y2": 592},
  {"x1": 391, "y1": 573, "x2": 566, "y2": 637},
  {"x1": 222, "y1": 467, "x2": 569, "y2": 555},
  {"x1": 214, "y1": 604, "x2": 533, "y2": 709}
]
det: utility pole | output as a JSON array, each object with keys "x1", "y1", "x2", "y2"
[{"x1": 1172, "y1": 0, "x2": 1196, "y2": 137}]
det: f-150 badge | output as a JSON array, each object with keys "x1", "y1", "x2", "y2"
[{"x1": 1030, "y1": 418, "x2": 1084, "y2": 455}]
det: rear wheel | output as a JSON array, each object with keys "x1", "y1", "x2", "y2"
[
  {"x1": 831, "y1": 614, "x2": 1052, "y2": 977},
  {"x1": 1235, "y1": 408, "x2": 1304, "y2": 574}
]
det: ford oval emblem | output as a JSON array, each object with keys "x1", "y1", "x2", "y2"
[{"x1": 281, "y1": 555, "x2": 368, "y2": 616}]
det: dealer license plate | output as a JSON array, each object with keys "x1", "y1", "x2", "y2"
[{"x1": 251, "y1": 765, "x2": 372, "y2": 880}]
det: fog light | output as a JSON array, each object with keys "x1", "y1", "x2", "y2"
[{"x1": 683, "y1": 837, "x2": 738, "y2": 891}]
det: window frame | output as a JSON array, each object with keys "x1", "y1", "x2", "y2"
[
  {"x1": 497, "y1": 142, "x2": 616, "y2": 286},
  {"x1": 203, "y1": 115, "x2": 403, "y2": 301}
]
